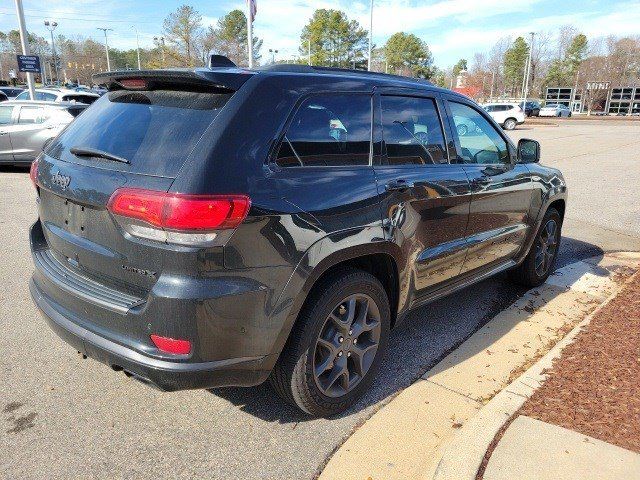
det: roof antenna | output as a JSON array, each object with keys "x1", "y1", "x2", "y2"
[{"x1": 208, "y1": 52, "x2": 237, "y2": 69}]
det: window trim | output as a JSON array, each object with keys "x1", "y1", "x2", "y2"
[
  {"x1": 444, "y1": 97, "x2": 515, "y2": 166},
  {"x1": 376, "y1": 91, "x2": 452, "y2": 168},
  {"x1": 269, "y1": 91, "x2": 375, "y2": 170}
]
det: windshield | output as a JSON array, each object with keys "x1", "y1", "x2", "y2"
[{"x1": 46, "y1": 89, "x2": 232, "y2": 177}]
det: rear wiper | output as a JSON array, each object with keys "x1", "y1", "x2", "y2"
[{"x1": 70, "y1": 146, "x2": 131, "y2": 164}]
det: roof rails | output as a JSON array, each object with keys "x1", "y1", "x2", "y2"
[{"x1": 258, "y1": 63, "x2": 431, "y2": 84}]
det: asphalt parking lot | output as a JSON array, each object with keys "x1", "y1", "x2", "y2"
[{"x1": 1, "y1": 119, "x2": 639, "y2": 480}]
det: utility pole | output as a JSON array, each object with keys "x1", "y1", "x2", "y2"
[
  {"x1": 44, "y1": 20, "x2": 59, "y2": 83},
  {"x1": 14, "y1": 0, "x2": 36, "y2": 100},
  {"x1": 154, "y1": 36, "x2": 165, "y2": 67},
  {"x1": 97, "y1": 27, "x2": 113, "y2": 71},
  {"x1": 132, "y1": 26, "x2": 141, "y2": 70},
  {"x1": 308, "y1": 38, "x2": 312, "y2": 66},
  {"x1": 522, "y1": 32, "x2": 535, "y2": 111},
  {"x1": 367, "y1": 0, "x2": 373, "y2": 71},
  {"x1": 489, "y1": 70, "x2": 496, "y2": 102}
]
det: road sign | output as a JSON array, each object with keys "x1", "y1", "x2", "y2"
[{"x1": 16, "y1": 55, "x2": 41, "y2": 73}]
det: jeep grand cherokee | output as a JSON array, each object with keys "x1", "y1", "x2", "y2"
[{"x1": 29, "y1": 60, "x2": 567, "y2": 417}]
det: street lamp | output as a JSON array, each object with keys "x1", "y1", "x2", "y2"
[
  {"x1": 97, "y1": 27, "x2": 113, "y2": 71},
  {"x1": 44, "y1": 20, "x2": 59, "y2": 84},
  {"x1": 268, "y1": 49, "x2": 279, "y2": 64},
  {"x1": 131, "y1": 26, "x2": 141, "y2": 70}
]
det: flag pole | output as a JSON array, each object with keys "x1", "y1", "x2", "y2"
[{"x1": 246, "y1": 1, "x2": 254, "y2": 68}]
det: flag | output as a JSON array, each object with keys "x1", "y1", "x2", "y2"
[{"x1": 247, "y1": 0, "x2": 257, "y2": 22}]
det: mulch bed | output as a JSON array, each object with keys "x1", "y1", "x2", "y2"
[{"x1": 518, "y1": 272, "x2": 640, "y2": 453}]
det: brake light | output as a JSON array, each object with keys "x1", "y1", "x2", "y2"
[
  {"x1": 119, "y1": 78, "x2": 147, "y2": 90},
  {"x1": 30, "y1": 158, "x2": 39, "y2": 188},
  {"x1": 150, "y1": 334, "x2": 191, "y2": 355},
  {"x1": 107, "y1": 188, "x2": 251, "y2": 245}
]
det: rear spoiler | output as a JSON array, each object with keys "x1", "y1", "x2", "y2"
[{"x1": 93, "y1": 68, "x2": 254, "y2": 93}]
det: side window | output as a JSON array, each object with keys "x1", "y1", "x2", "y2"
[
  {"x1": 15, "y1": 91, "x2": 29, "y2": 101},
  {"x1": 18, "y1": 107, "x2": 46, "y2": 125},
  {"x1": 275, "y1": 94, "x2": 371, "y2": 167},
  {"x1": 449, "y1": 101, "x2": 509, "y2": 165},
  {"x1": 0, "y1": 106, "x2": 13, "y2": 125},
  {"x1": 380, "y1": 95, "x2": 448, "y2": 165}
]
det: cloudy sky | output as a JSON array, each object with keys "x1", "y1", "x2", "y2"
[{"x1": 1, "y1": 0, "x2": 638, "y2": 67}]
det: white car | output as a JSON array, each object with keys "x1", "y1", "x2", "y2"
[
  {"x1": 481, "y1": 103, "x2": 525, "y2": 130},
  {"x1": 14, "y1": 88, "x2": 99, "y2": 105},
  {"x1": 539, "y1": 104, "x2": 572, "y2": 117}
]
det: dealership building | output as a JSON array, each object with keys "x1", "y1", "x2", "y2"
[{"x1": 544, "y1": 85, "x2": 640, "y2": 114}]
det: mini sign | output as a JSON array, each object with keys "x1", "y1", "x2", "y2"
[
  {"x1": 16, "y1": 55, "x2": 41, "y2": 73},
  {"x1": 586, "y1": 81, "x2": 610, "y2": 91}
]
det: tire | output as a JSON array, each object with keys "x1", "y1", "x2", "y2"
[
  {"x1": 503, "y1": 118, "x2": 517, "y2": 130},
  {"x1": 269, "y1": 268, "x2": 390, "y2": 417},
  {"x1": 509, "y1": 208, "x2": 562, "y2": 287}
]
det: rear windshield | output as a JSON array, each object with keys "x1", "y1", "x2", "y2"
[{"x1": 46, "y1": 89, "x2": 232, "y2": 177}]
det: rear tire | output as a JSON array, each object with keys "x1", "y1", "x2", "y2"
[
  {"x1": 269, "y1": 268, "x2": 390, "y2": 417},
  {"x1": 503, "y1": 118, "x2": 517, "y2": 130},
  {"x1": 509, "y1": 208, "x2": 562, "y2": 287}
]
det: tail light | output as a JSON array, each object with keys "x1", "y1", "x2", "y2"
[
  {"x1": 30, "y1": 158, "x2": 39, "y2": 188},
  {"x1": 107, "y1": 188, "x2": 251, "y2": 245},
  {"x1": 150, "y1": 334, "x2": 191, "y2": 355}
]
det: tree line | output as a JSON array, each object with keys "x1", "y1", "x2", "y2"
[{"x1": 1, "y1": 4, "x2": 638, "y2": 97}]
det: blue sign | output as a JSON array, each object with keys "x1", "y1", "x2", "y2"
[{"x1": 17, "y1": 55, "x2": 41, "y2": 73}]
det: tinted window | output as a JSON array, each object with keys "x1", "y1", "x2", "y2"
[
  {"x1": 63, "y1": 94, "x2": 98, "y2": 104},
  {"x1": 46, "y1": 89, "x2": 231, "y2": 177},
  {"x1": 449, "y1": 102, "x2": 509, "y2": 165},
  {"x1": 0, "y1": 105, "x2": 13, "y2": 125},
  {"x1": 381, "y1": 96, "x2": 447, "y2": 165},
  {"x1": 276, "y1": 94, "x2": 371, "y2": 167}
]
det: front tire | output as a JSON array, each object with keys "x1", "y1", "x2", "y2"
[
  {"x1": 509, "y1": 208, "x2": 562, "y2": 287},
  {"x1": 269, "y1": 268, "x2": 390, "y2": 417},
  {"x1": 503, "y1": 118, "x2": 517, "y2": 130}
]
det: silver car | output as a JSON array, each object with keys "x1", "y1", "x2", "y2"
[{"x1": 0, "y1": 101, "x2": 87, "y2": 165}]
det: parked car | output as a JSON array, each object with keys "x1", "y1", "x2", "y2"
[
  {"x1": 14, "y1": 88, "x2": 99, "y2": 105},
  {"x1": 481, "y1": 103, "x2": 525, "y2": 130},
  {"x1": 539, "y1": 103, "x2": 572, "y2": 117},
  {"x1": 0, "y1": 87, "x2": 26, "y2": 99},
  {"x1": 0, "y1": 101, "x2": 87, "y2": 165},
  {"x1": 29, "y1": 62, "x2": 567, "y2": 417},
  {"x1": 519, "y1": 100, "x2": 541, "y2": 117}
]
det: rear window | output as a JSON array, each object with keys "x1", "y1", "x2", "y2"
[{"x1": 46, "y1": 89, "x2": 232, "y2": 177}]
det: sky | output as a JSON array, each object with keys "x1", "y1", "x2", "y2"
[{"x1": 1, "y1": 0, "x2": 638, "y2": 67}]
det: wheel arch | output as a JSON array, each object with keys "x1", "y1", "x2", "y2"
[{"x1": 263, "y1": 237, "x2": 404, "y2": 373}]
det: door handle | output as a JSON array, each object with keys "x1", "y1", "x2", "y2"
[
  {"x1": 385, "y1": 179, "x2": 414, "y2": 192},
  {"x1": 471, "y1": 176, "x2": 491, "y2": 187}
]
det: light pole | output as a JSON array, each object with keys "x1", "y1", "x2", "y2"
[
  {"x1": 44, "y1": 20, "x2": 59, "y2": 84},
  {"x1": 308, "y1": 38, "x2": 312, "y2": 66},
  {"x1": 97, "y1": 27, "x2": 113, "y2": 71},
  {"x1": 367, "y1": 0, "x2": 373, "y2": 71},
  {"x1": 154, "y1": 36, "x2": 165, "y2": 68},
  {"x1": 132, "y1": 26, "x2": 141, "y2": 70},
  {"x1": 268, "y1": 49, "x2": 279, "y2": 64},
  {"x1": 522, "y1": 32, "x2": 535, "y2": 110}
]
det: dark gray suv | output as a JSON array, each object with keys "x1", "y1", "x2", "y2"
[{"x1": 29, "y1": 61, "x2": 567, "y2": 416}]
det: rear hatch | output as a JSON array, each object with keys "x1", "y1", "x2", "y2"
[{"x1": 34, "y1": 69, "x2": 250, "y2": 305}]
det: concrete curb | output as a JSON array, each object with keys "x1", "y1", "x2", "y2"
[
  {"x1": 319, "y1": 253, "x2": 640, "y2": 480},
  {"x1": 428, "y1": 267, "x2": 640, "y2": 480}
]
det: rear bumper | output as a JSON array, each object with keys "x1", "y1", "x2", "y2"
[{"x1": 30, "y1": 278, "x2": 272, "y2": 390}]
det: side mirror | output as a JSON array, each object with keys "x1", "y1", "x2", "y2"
[{"x1": 518, "y1": 138, "x2": 540, "y2": 163}]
